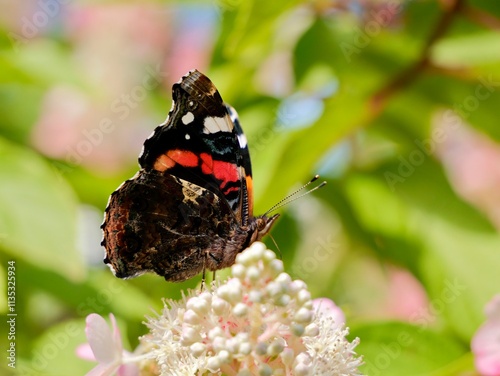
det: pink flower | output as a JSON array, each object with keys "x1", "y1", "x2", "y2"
[
  {"x1": 312, "y1": 297, "x2": 345, "y2": 327},
  {"x1": 77, "y1": 313, "x2": 140, "y2": 376},
  {"x1": 472, "y1": 295, "x2": 500, "y2": 376}
]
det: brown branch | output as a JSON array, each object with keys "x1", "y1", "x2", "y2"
[
  {"x1": 462, "y1": 4, "x2": 500, "y2": 30},
  {"x1": 370, "y1": 0, "x2": 465, "y2": 114}
]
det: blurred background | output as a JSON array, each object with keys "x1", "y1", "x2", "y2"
[{"x1": 1, "y1": 0, "x2": 500, "y2": 374}]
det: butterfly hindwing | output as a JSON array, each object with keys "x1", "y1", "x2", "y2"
[{"x1": 101, "y1": 169, "x2": 243, "y2": 281}]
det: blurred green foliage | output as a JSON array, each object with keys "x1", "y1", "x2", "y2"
[{"x1": 1, "y1": 0, "x2": 500, "y2": 375}]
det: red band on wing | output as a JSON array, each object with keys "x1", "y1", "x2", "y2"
[
  {"x1": 169, "y1": 150, "x2": 198, "y2": 167},
  {"x1": 223, "y1": 186, "x2": 239, "y2": 194},
  {"x1": 154, "y1": 150, "x2": 199, "y2": 171},
  {"x1": 154, "y1": 151, "x2": 240, "y2": 196},
  {"x1": 201, "y1": 153, "x2": 239, "y2": 190},
  {"x1": 153, "y1": 154, "x2": 176, "y2": 171},
  {"x1": 200, "y1": 153, "x2": 213, "y2": 175},
  {"x1": 212, "y1": 159, "x2": 239, "y2": 188}
]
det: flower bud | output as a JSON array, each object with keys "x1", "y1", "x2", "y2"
[
  {"x1": 267, "y1": 340, "x2": 285, "y2": 356},
  {"x1": 183, "y1": 309, "x2": 200, "y2": 325},
  {"x1": 218, "y1": 349, "x2": 231, "y2": 363},
  {"x1": 294, "y1": 307, "x2": 313, "y2": 323},
  {"x1": 186, "y1": 296, "x2": 209, "y2": 315},
  {"x1": 259, "y1": 363, "x2": 273, "y2": 376},
  {"x1": 181, "y1": 326, "x2": 201, "y2": 345},
  {"x1": 304, "y1": 323, "x2": 319, "y2": 337},
  {"x1": 233, "y1": 302, "x2": 249, "y2": 317},
  {"x1": 232, "y1": 264, "x2": 246, "y2": 278},
  {"x1": 190, "y1": 342, "x2": 206, "y2": 357},
  {"x1": 246, "y1": 265, "x2": 261, "y2": 281},
  {"x1": 206, "y1": 356, "x2": 221, "y2": 373}
]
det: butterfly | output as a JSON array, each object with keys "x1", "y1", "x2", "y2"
[{"x1": 101, "y1": 70, "x2": 279, "y2": 282}]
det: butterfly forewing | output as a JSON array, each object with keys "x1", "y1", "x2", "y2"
[{"x1": 138, "y1": 70, "x2": 247, "y2": 222}]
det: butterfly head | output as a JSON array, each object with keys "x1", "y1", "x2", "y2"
[{"x1": 251, "y1": 213, "x2": 280, "y2": 243}]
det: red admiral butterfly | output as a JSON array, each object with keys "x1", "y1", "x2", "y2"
[{"x1": 101, "y1": 70, "x2": 279, "y2": 282}]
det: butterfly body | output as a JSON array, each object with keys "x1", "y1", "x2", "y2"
[{"x1": 101, "y1": 70, "x2": 278, "y2": 282}]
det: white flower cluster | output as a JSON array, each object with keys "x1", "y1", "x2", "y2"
[{"x1": 142, "y1": 242, "x2": 363, "y2": 375}]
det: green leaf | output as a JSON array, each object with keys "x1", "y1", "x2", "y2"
[
  {"x1": 431, "y1": 31, "x2": 500, "y2": 67},
  {"x1": 0, "y1": 138, "x2": 83, "y2": 281},
  {"x1": 375, "y1": 159, "x2": 494, "y2": 232},
  {"x1": 343, "y1": 168, "x2": 500, "y2": 340},
  {"x1": 352, "y1": 321, "x2": 466, "y2": 376},
  {"x1": 5, "y1": 39, "x2": 87, "y2": 89},
  {"x1": 467, "y1": 0, "x2": 500, "y2": 17},
  {"x1": 20, "y1": 318, "x2": 99, "y2": 375},
  {"x1": 417, "y1": 216, "x2": 500, "y2": 341},
  {"x1": 411, "y1": 75, "x2": 500, "y2": 142},
  {"x1": 213, "y1": 0, "x2": 301, "y2": 62},
  {"x1": 0, "y1": 84, "x2": 43, "y2": 143},
  {"x1": 255, "y1": 90, "x2": 369, "y2": 211}
]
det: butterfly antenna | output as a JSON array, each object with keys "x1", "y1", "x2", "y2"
[{"x1": 264, "y1": 175, "x2": 327, "y2": 216}]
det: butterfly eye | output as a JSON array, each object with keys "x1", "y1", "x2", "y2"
[{"x1": 256, "y1": 218, "x2": 266, "y2": 231}]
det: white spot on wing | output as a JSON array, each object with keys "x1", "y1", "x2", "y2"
[
  {"x1": 227, "y1": 105, "x2": 239, "y2": 123},
  {"x1": 182, "y1": 112, "x2": 194, "y2": 125},
  {"x1": 105, "y1": 263, "x2": 117, "y2": 275},
  {"x1": 203, "y1": 115, "x2": 233, "y2": 134},
  {"x1": 185, "y1": 133, "x2": 191, "y2": 140},
  {"x1": 237, "y1": 133, "x2": 247, "y2": 148}
]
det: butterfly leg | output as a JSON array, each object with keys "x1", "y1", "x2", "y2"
[
  {"x1": 201, "y1": 266, "x2": 206, "y2": 291},
  {"x1": 200, "y1": 249, "x2": 210, "y2": 291}
]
